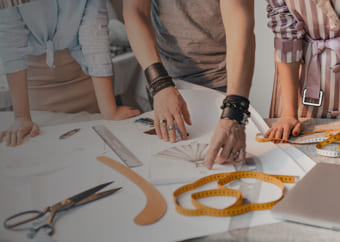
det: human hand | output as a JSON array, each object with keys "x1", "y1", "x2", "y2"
[
  {"x1": 0, "y1": 117, "x2": 40, "y2": 147},
  {"x1": 205, "y1": 119, "x2": 246, "y2": 169},
  {"x1": 264, "y1": 116, "x2": 301, "y2": 143},
  {"x1": 153, "y1": 86, "x2": 191, "y2": 143},
  {"x1": 103, "y1": 106, "x2": 140, "y2": 120}
]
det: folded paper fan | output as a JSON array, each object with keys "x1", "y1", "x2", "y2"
[{"x1": 155, "y1": 142, "x2": 209, "y2": 167}]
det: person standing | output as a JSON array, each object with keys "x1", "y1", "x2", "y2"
[
  {"x1": 265, "y1": 0, "x2": 340, "y2": 142},
  {"x1": 123, "y1": 0, "x2": 255, "y2": 168},
  {"x1": 0, "y1": 0, "x2": 140, "y2": 146}
]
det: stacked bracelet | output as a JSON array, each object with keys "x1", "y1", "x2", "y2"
[
  {"x1": 220, "y1": 95, "x2": 250, "y2": 125},
  {"x1": 144, "y1": 62, "x2": 175, "y2": 96}
]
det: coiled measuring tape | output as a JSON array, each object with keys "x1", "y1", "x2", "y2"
[
  {"x1": 256, "y1": 128, "x2": 340, "y2": 158},
  {"x1": 173, "y1": 171, "x2": 296, "y2": 217}
]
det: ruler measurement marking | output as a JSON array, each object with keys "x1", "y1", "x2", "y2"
[{"x1": 92, "y1": 125, "x2": 143, "y2": 168}]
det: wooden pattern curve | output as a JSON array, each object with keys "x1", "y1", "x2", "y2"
[{"x1": 97, "y1": 156, "x2": 167, "y2": 225}]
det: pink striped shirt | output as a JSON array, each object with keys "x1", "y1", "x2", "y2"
[{"x1": 267, "y1": 0, "x2": 340, "y2": 118}]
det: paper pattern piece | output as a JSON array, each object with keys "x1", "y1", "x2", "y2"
[
  {"x1": 155, "y1": 141, "x2": 209, "y2": 167},
  {"x1": 149, "y1": 106, "x2": 305, "y2": 185}
]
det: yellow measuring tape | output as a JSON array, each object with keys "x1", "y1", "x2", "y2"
[
  {"x1": 255, "y1": 128, "x2": 340, "y2": 157},
  {"x1": 173, "y1": 171, "x2": 296, "y2": 217}
]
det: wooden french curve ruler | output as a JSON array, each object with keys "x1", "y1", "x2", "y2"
[
  {"x1": 256, "y1": 128, "x2": 340, "y2": 158},
  {"x1": 97, "y1": 156, "x2": 166, "y2": 225},
  {"x1": 173, "y1": 171, "x2": 297, "y2": 217}
]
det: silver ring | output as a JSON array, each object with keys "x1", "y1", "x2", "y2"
[
  {"x1": 240, "y1": 149, "x2": 246, "y2": 154},
  {"x1": 167, "y1": 125, "x2": 176, "y2": 131},
  {"x1": 160, "y1": 120, "x2": 167, "y2": 124},
  {"x1": 231, "y1": 152, "x2": 239, "y2": 159}
]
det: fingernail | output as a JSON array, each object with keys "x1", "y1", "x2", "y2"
[{"x1": 293, "y1": 131, "x2": 297, "y2": 136}]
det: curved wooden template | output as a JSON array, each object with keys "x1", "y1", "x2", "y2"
[{"x1": 97, "y1": 156, "x2": 167, "y2": 225}]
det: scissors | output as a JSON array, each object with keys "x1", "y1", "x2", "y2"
[{"x1": 3, "y1": 181, "x2": 121, "y2": 238}]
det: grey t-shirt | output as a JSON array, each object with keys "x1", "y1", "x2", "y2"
[{"x1": 151, "y1": 0, "x2": 226, "y2": 88}]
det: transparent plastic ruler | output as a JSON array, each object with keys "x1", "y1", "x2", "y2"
[{"x1": 92, "y1": 125, "x2": 143, "y2": 168}]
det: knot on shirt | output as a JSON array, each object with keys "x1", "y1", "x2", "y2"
[{"x1": 46, "y1": 40, "x2": 55, "y2": 68}]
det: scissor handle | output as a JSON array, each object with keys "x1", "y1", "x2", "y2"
[
  {"x1": 3, "y1": 209, "x2": 47, "y2": 230},
  {"x1": 27, "y1": 223, "x2": 55, "y2": 239}
]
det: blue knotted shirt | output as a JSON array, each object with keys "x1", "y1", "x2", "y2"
[{"x1": 0, "y1": 0, "x2": 112, "y2": 77}]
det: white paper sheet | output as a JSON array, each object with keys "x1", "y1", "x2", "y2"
[
  {"x1": 148, "y1": 89, "x2": 304, "y2": 184},
  {"x1": 0, "y1": 83, "x2": 315, "y2": 242}
]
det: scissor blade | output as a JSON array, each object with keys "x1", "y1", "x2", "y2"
[
  {"x1": 68, "y1": 181, "x2": 114, "y2": 204},
  {"x1": 75, "y1": 187, "x2": 122, "y2": 206}
]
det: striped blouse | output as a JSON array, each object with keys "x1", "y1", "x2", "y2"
[{"x1": 267, "y1": 0, "x2": 340, "y2": 118}]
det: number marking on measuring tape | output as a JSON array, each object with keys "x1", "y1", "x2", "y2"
[
  {"x1": 173, "y1": 171, "x2": 296, "y2": 217},
  {"x1": 255, "y1": 128, "x2": 340, "y2": 158},
  {"x1": 315, "y1": 132, "x2": 340, "y2": 157}
]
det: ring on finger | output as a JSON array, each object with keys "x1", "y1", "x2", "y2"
[
  {"x1": 240, "y1": 149, "x2": 246, "y2": 154},
  {"x1": 167, "y1": 124, "x2": 176, "y2": 131},
  {"x1": 160, "y1": 120, "x2": 167, "y2": 124},
  {"x1": 230, "y1": 151, "x2": 239, "y2": 159}
]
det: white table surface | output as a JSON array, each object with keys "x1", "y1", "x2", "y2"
[
  {"x1": 187, "y1": 118, "x2": 340, "y2": 242},
  {"x1": 1, "y1": 84, "x2": 340, "y2": 242}
]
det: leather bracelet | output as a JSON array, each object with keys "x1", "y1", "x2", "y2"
[
  {"x1": 149, "y1": 78, "x2": 175, "y2": 96},
  {"x1": 149, "y1": 76, "x2": 172, "y2": 89},
  {"x1": 144, "y1": 62, "x2": 175, "y2": 97},
  {"x1": 220, "y1": 95, "x2": 250, "y2": 125},
  {"x1": 221, "y1": 95, "x2": 249, "y2": 110},
  {"x1": 220, "y1": 107, "x2": 250, "y2": 125},
  {"x1": 144, "y1": 62, "x2": 169, "y2": 85}
]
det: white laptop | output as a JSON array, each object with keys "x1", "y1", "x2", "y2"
[{"x1": 271, "y1": 162, "x2": 340, "y2": 231}]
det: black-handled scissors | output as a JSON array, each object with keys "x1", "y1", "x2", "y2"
[{"x1": 3, "y1": 181, "x2": 121, "y2": 239}]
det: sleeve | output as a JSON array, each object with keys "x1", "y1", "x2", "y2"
[
  {"x1": 78, "y1": 0, "x2": 113, "y2": 77},
  {"x1": 266, "y1": 0, "x2": 305, "y2": 63},
  {"x1": 0, "y1": 8, "x2": 30, "y2": 74}
]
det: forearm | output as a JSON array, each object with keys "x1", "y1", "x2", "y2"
[
  {"x1": 221, "y1": 0, "x2": 255, "y2": 98},
  {"x1": 91, "y1": 76, "x2": 117, "y2": 119},
  {"x1": 7, "y1": 69, "x2": 31, "y2": 119},
  {"x1": 123, "y1": 0, "x2": 161, "y2": 69},
  {"x1": 276, "y1": 61, "x2": 300, "y2": 117}
]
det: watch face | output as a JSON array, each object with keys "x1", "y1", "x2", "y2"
[{"x1": 0, "y1": 0, "x2": 38, "y2": 9}]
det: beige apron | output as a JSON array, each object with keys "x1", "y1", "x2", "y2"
[{"x1": 27, "y1": 49, "x2": 99, "y2": 113}]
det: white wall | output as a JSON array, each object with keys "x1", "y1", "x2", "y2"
[{"x1": 250, "y1": 1, "x2": 275, "y2": 118}]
